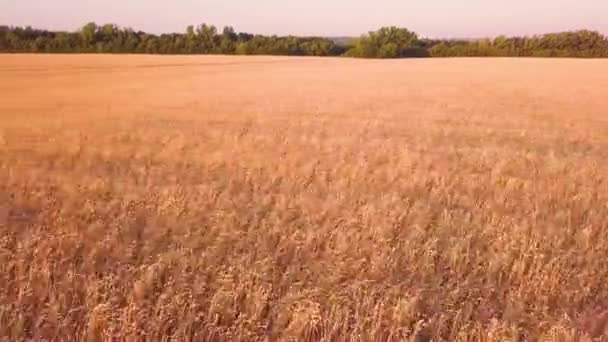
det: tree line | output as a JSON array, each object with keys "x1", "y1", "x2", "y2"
[
  {"x1": 428, "y1": 30, "x2": 608, "y2": 58},
  {"x1": 0, "y1": 23, "x2": 345, "y2": 56},
  {"x1": 1, "y1": 22, "x2": 607, "y2": 58}
]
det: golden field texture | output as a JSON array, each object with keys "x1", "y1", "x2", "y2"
[{"x1": 2, "y1": 55, "x2": 608, "y2": 341}]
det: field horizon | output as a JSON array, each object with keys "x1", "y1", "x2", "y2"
[{"x1": 2, "y1": 55, "x2": 608, "y2": 340}]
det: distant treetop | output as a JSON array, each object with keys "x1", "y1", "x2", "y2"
[{"x1": 1, "y1": 23, "x2": 606, "y2": 58}]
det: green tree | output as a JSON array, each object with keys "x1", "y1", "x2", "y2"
[
  {"x1": 346, "y1": 27, "x2": 421, "y2": 58},
  {"x1": 219, "y1": 26, "x2": 237, "y2": 54},
  {"x1": 80, "y1": 22, "x2": 98, "y2": 49},
  {"x1": 196, "y1": 24, "x2": 218, "y2": 53},
  {"x1": 185, "y1": 25, "x2": 197, "y2": 53}
]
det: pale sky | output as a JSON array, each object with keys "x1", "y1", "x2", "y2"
[{"x1": 1, "y1": 0, "x2": 606, "y2": 38}]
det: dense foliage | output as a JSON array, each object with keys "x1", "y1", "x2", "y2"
[
  {"x1": 0, "y1": 23, "x2": 344, "y2": 56},
  {"x1": 1, "y1": 23, "x2": 607, "y2": 58},
  {"x1": 344, "y1": 26, "x2": 429, "y2": 58},
  {"x1": 429, "y1": 30, "x2": 608, "y2": 58}
]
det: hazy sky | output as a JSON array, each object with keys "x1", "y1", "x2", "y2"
[{"x1": 1, "y1": 0, "x2": 606, "y2": 38}]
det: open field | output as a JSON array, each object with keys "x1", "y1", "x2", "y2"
[{"x1": 2, "y1": 55, "x2": 608, "y2": 340}]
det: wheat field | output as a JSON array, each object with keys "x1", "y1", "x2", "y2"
[{"x1": 2, "y1": 55, "x2": 608, "y2": 341}]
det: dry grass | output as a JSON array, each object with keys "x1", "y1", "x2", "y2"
[{"x1": 2, "y1": 55, "x2": 608, "y2": 341}]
